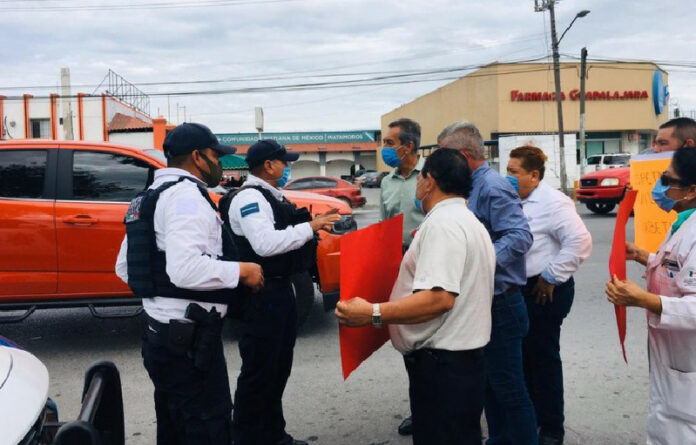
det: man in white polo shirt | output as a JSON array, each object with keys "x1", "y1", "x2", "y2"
[{"x1": 336, "y1": 148, "x2": 496, "y2": 445}]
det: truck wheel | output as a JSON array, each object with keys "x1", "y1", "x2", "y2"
[
  {"x1": 586, "y1": 202, "x2": 616, "y2": 214},
  {"x1": 291, "y1": 272, "x2": 315, "y2": 327}
]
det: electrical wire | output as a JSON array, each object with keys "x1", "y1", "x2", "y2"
[{"x1": 0, "y1": 0, "x2": 298, "y2": 10}]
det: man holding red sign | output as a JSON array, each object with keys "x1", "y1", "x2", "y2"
[{"x1": 336, "y1": 149, "x2": 495, "y2": 445}]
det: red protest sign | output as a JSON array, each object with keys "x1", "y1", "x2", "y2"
[
  {"x1": 609, "y1": 189, "x2": 638, "y2": 363},
  {"x1": 338, "y1": 214, "x2": 403, "y2": 380}
]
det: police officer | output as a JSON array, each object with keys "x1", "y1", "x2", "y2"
[
  {"x1": 224, "y1": 139, "x2": 340, "y2": 445},
  {"x1": 115, "y1": 122, "x2": 264, "y2": 445}
]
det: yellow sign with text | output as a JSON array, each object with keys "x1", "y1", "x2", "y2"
[{"x1": 630, "y1": 153, "x2": 676, "y2": 253}]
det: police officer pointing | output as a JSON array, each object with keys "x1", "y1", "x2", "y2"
[
  {"x1": 115, "y1": 122, "x2": 264, "y2": 445},
  {"x1": 224, "y1": 139, "x2": 340, "y2": 445}
]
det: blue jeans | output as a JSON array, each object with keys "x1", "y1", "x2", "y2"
[
  {"x1": 522, "y1": 276, "x2": 575, "y2": 441},
  {"x1": 484, "y1": 288, "x2": 538, "y2": 445}
]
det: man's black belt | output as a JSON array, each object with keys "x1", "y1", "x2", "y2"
[{"x1": 495, "y1": 285, "x2": 519, "y2": 299}]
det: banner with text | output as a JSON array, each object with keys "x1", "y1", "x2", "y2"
[{"x1": 629, "y1": 152, "x2": 676, "y2": 253}]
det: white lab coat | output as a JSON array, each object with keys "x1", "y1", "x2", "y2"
[{"x1": 644, "y1": 211, "x2": 696, "y2": 444}]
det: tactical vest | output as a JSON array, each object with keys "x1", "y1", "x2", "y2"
[
  {"x1": 219, "y1": 185, "x2": 318, "y2": 278},
  {"x1": 124, "y1": 177, "x2": 239, "y2": 304}
]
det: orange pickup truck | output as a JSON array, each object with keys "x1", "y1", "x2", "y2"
[{"x1": 0, "y1": 140, "x2": 349, "y2": 325}]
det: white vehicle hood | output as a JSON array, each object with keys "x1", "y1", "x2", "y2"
[{"x1": 0, "y1": 346, "x2": 49, "y2": 444}]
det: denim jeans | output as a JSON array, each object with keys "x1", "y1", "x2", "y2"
[
  {"x1": 484, "y1": 288, "x2": 538, "y2": 445},
  {"x1": 522, "y1": 276, "x2": 575, "y2": 441}
]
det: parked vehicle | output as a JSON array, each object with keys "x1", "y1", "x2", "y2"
[
  {"x1": 353, "y1": 170, "x2": 377, "y2": 187},
  {"x1": 284, "y1": 176, "x2": 367, "y2": 208},
  {"x1": 583, "y1": 153, "x2": 631, "y2": 172},
  {"x1": 576, "y1": 166, "x2": 630, "y2": 214},
  {"x1": 362, "y1": 171, "x2": 389, "y2": 188},
  {"x1": 0, "y1": 140, "x2": 352, "y2": 326},
  {"x1": 1, "y1": 343, "x2": 125, "y2": 445}
]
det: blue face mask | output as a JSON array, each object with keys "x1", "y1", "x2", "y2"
[
  {"x1": 413, "y1": 196, "x2": 424, "y2": 214},
  {"x1": 277, "y1": 166, "x2": 291, "y2": 188},
  {"x1": 506, "y1": 175, "x2": 520, "y2": 192},
  {"x1": 381, "y1": 146, "x2": 402, "y2": 168},
  {"x1": 651, "y1": 180, "x2": 677, "y2": 213}
]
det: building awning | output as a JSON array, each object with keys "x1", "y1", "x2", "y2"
[{"x1": 220, "y1": 154, "x2": 248, "y2": 170}]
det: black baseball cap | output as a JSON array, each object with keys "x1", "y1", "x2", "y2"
[
  {"x1": 245, "y1": 139, "x2": 299, "y2": 169},
  {"x1": 163, "y1": 122, "x2": 236, "y2": 159}
]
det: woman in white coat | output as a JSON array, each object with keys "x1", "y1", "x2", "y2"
[{"x1": 606, "y1": 145, "x2": 696, "y2": 444}]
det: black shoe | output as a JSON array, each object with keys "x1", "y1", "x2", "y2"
[
  {"x1": 538, "y1": 434, "x2": 563, "y2": 445},
  {"x1": 397, "y1": 416, "x2": 413, "y2": 436},
  {"x1": 276, "y1": 434, "x2": 308, "y2": 445}
]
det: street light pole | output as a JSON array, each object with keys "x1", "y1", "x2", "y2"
[
  {"x1": 548, "y1": 1, "x2": 568, "y2": 194},
  {"x1": 536, "y1": 1, "x2": 590, "y2": 194}
]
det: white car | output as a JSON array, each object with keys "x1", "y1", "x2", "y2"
[
  {"x1": 0, "y1": 344, "x2": 124, "y2": 445},
  {"x1": 583, "y1": 153, "x2": 631, "y2": 172}
]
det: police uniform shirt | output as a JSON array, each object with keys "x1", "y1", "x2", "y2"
[
  {"x1": 388, "y1": 197, "x2": 496, "y2": 354},
  {"x1": 115, "y1": 168, "x2": 240, "y2": 323},
  {"x1": 228, "y1": 174, "x2": 313, "y2": 257}
]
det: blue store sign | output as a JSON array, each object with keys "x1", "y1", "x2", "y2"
[{"x1": 652, "y1": 70, "x2": 669, "y2": 115}]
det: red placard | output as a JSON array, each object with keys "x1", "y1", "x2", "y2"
[
  {"x1": 609, "y1": 189, "x2": 638, "y2": 363},
  {"x1": 338, "y1": 214, "x2": 403, "y2": 380}
]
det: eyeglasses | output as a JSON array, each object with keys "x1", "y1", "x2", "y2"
[{"x1": 660, "y1": 172, "x2": 687, "y2": 188}]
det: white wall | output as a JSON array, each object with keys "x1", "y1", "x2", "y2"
[
  {"x1": 291, "y1": 160, "x2": 321, "y2": 178},
  {"x1": 1, "y1": 95, "x2": 153, "y2": 143},
  {"x1": 82, "y1": 99, "x2": 105, "y2": 142},
  {"x1": 326, "y1": 159, "x2": 353, "y2": 178},
  {"x1": 109, "y1": 131, "x2": 155, "y2": 149},
  {"x1": 498, "y1": 134, "x2": 578, "y2": 190},
  {"x1": 326, "y1": 152, "x2": 354, "y2": 162},
  {"x1": 2, "y1": 101, "x2": 27, "y2": 139}
]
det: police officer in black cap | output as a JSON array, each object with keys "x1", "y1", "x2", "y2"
[
  {"x1": 115, "y1": 122, "x2": 264, "y2": 445},
  {"x1": 220, "y1": 139, "x2": 340, "y2": 445}
]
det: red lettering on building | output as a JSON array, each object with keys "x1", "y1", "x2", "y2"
[{"x1": 509, "y1": 89, "x2": 648, "y2": 102}]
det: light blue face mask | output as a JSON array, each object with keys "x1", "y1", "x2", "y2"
[
  {"x1": 413, "y1": 196, "x2": 424, "y2": 214},
  {"x1": 506, "y1": 175, "x2": 520, "y2": 192},
  {"x1": 277, "y1": 166, "x2": 292, "y2": 188},
  {"x1": 652, "y1": 180, "x2": 677, "y2": 213},
  {"x1": 381, "y1": 146, "x2": 402, "y2": 168}
]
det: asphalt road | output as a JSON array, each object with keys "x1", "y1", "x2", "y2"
[{"x1": 2, "y1": 187, "x2": 651, "y2": 444}]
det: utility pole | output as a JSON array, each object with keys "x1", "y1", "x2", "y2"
[
  {"x1": 60, "y1": 68, "x2": 74, "y2": 140},
  {"x1": 536, "y1": 1, "x2": 590, "y2": 194},
  {"x1": 579, "y1": 47, "x2": 588, "y2": 175},
  {"x1": 548, "y1": 1, "x2": 568, "y2": 194}
]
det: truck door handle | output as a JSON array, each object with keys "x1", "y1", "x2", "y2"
[{"x1": 62, "y1": 215, "x2": 99, "y2": 225}]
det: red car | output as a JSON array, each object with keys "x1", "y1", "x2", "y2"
[
  {"x1": 284, "y1": 176, "x2": 366, "y2": 208},
  {"x1": 576, "y1": 166, "x2": 631, "y2": 214}
]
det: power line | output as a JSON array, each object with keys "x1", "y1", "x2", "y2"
[
  {"x1": 1, "y1": 64, "x2": 575, "y2": 101},
  {"x1": 0, "y1": 0, "x2": 298, "y2": 11}
]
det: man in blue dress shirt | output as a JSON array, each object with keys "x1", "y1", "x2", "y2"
[{"x1": 439, "y1": 122, "x2": 537, "y2": 445}]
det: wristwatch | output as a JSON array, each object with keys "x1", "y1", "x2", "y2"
[{"x1": 372, "y1": 303, "x2": 382, "y2": 328}]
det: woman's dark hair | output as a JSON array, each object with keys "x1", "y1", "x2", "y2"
[
  {"x1": 509, "y1": 145, "x2": 547, "y2": 180},
  {"x1": 422, "y1": 148, "x2": 472, "y2": 198},
  {"x1": 673, "y1": 145, "x2": 696, "y2": 186}
]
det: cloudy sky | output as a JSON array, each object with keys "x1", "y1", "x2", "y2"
[{"x1": 2, "y1": 0, "x2": 694, "y2": 133}]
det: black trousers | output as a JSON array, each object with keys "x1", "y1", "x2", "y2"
[
  {"x1": 522, "y1": 275, "x2": 575, "y2": 440},
  {"x1": 141, "y1": 323, "x2": 232, "y2": 445},
  {"x1": 232, "y1": 279, "x2": 297, "y2": 445},
  {"x1": 404, "y1": 347, "x2": 486, "y2": 445}
]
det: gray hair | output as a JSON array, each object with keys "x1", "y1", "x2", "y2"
[{"x1": 438, "y1": 121, "x2": 485, "y2": 160}]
